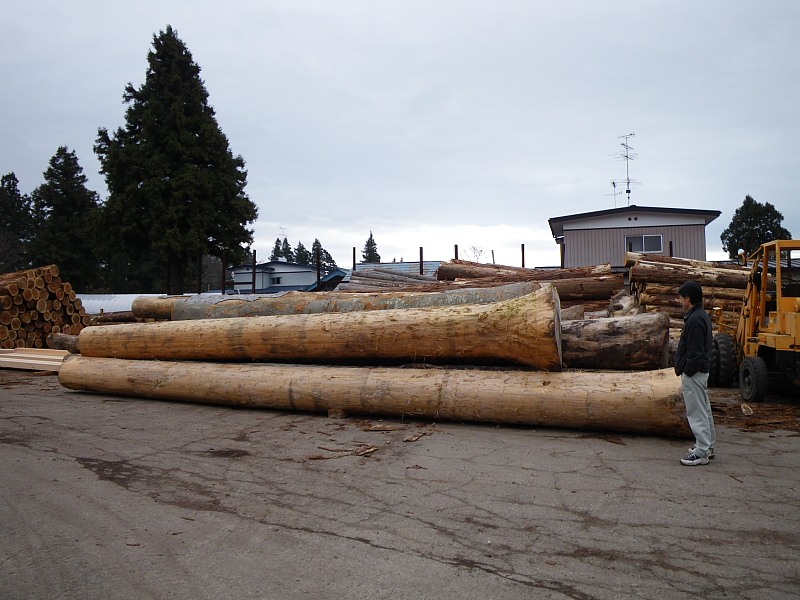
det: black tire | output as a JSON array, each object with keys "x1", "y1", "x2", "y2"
[
  {"x1": 707, "y1": 337, "x2": 719, "y2": 387},
  {"x1": 715, "y1": 333, "x2": 737, "y2": 388},
  {"x1": 740, "y1": 356, "x2": 769, "y2": 402}
]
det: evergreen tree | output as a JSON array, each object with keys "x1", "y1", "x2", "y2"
[
  {"x1": 280, "y1": 237, "x2": 294, "y2": 262},
  {"x1": 361, "y1": 231, "x2": 381, "y2": 263},
  {"x1": 25, "y1": 147, "x2": 101, "y2": 291},
  {"x1": 269, "y1": 237, "x2": 283, "y2": 261},
  {"x1": 720, "y1": 195, "x2": 792, "y2": 259},
  {"x1": 0, "y1": 172, "x2": 34, "y2": 273},
  {"x1": 94, "y1": 25, "x2": 257, "y2": 294},
  {"x1": 294, "y1": 241, "x2": 311, "y2": 265},
  {"x1": 310, "y1": 238, "x2": 338, "y2": 274}
]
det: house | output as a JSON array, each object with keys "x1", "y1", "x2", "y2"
[
  {"x1": 229, "y1": 260, "x2": 320, "y2": 293},
  {"x1": 548, "y1": 205, "x2": 721, "y2": 268}
]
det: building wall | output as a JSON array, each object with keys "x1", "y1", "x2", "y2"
[{"x1": 563, "y1": 224, "x2": 707, "y2": 268}]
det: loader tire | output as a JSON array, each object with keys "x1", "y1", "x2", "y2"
[
  {"x1": 715, "y1": 333, "x2": 737, "y2": 388},
  {"x1": 740, "y1": 356, "x2": 769, "y2": 402}
]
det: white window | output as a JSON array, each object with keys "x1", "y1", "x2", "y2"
[
  {"x1": 625, "y1": 235, "x2": 662, "y2": 253},
  {"x1": 270, "y1": 277, "x2": 282, "y2": 285}
]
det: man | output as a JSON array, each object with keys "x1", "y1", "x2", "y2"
[{"x1": 674, "y1": 280, "x2": 716, "y2": 466}]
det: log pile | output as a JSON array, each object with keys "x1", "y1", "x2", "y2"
[
  {"x1": 627, "y1": 253, "x2": 748, "y2": 325},
  {"x1": 0, "y1": 265, "x2": 89, "y2": 349},
  {"x1": 339, "y1": 267, "x2": 439, "y2": 291}
]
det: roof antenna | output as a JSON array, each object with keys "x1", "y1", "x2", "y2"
[{"x1": 610, "y1": 133, "x2": 639, "y2": 207}]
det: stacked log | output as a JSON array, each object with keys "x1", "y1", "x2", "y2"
[
  {"x1": 627, "y1": 254, "x2": 748, "y2": 325},
  {"x1": 437, "y1": 259, "x2": 612, "y2": 281},
  {"x1": 340, "y1": 267, "x2": 439, "y2": 291},
  {"x1": 0, "y1": 265, "x2": 89, "y2": 349}
]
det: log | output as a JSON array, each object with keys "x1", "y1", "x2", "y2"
[
  {"x1": 132, "y1": 282, "x2": 543, "y2": 321},
  {"x1": 624, "y1": 252, "x2": 749, "y2": 271},
  {"x1": 58, "y1": 356, "x2": 692, "y2": 438},
  {"x1": 437, "y1": 260, "x2": 612, "y2": 281},
  {"x1": 629, "y1": 260, "x2": 751, "y2": 289},
  {"x1": 80, "y1": 286, "x2": 563, "y2": 370},
  {"x1": 637, "y1": 282, "x2": 745, "y2": 301},
  {"x1": 560, "y1": 312, "x2": 671, "y2": 370}
]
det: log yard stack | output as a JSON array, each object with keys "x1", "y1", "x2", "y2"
[
  {"x1": 0, "y1": 264, "x2": 90, "y2": 349},
  {"x1": 48, "y1": 260, "x2": 692, "y2": 438}
]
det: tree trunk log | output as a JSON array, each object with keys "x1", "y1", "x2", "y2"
[
  {"x1": 132, "y1": 282, "x2": 543, "y2": 321},
  {"x1": 629, "y1": 260, "x2": 751, "y2": 289},
  {"x1": 560, "y1": 312, "x2": 670, "y2": 370},
  {"x1": 437, "y1": 260, "x2": 612, "y2": 281},
  {"x1": 636, "y1": 282, "x2": 745, "y2": 300},
  {"x1": 81, "y1": 286, "x2": 563, "y2": 369},
  {"x1": 624, "y1": 252, "x2": 749, "y2": 271},
  {"x1": 58, "y1": 356, "x2": 691, "y2": 438}
]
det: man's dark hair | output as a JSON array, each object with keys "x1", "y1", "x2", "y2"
[{"x1": 678, "y1": 281, "x2": 703, "y2": 305}]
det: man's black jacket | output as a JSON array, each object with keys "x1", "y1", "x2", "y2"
[{"x1": 674, "y1": 303, "x2": 712, "y2": 377}]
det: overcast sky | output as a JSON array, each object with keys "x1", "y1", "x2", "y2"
[{"x1": 2, "y1": 1, "x2": 799, "y2": 268}]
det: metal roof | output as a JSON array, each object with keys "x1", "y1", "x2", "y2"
[
  {"x1": 77, "y1": 294, "x2": 162, "y2": 315},
  {"x1": 549, "y1": 205, "x2": 721, "y2": 238}
]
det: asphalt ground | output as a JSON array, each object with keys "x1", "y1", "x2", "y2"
[{"x1": 1, "y1": 368, "x2": 798, "y2": 600}]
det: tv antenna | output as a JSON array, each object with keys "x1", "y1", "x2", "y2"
[
  {"x1": 278, "y1": 227, "x2": 287, "y2": 240},
  {"x1": 610, "y1": 132, "x2": 640, "y2": 207}
]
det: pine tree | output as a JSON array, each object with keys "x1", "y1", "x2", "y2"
[
  {"x1": 25, "y1": 147, "x2": 101, "y2": 291},
  {"x1": 720, "y1": 195, "x2": 792, "y2": 258},
  {"x1": 361, "y1": 231, "x2": 381, "y2": 263},
  {"x1": 280, "y1": 238, "x2": 294, "y2": 262},
  {"x1": 310, "y1": 239, "x2": 338, "y2": 274},
  {"x1": 95, "y1": 25, "x2": 257, "y2": 294},
  {"x1": 269, "y1": 237, "x2": 283, "y2": 261},
  {"x1": 294, "y1": 241, "x2": 311, "y2": 265},
  {"x1": 0, "y1": 172, "x2": 34, "y2": 273}
]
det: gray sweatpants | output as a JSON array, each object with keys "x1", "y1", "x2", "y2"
[{"x1": 682, "y1": 371, "x2": 716, "y2": 457}]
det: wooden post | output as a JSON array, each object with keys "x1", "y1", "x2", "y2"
[
  {"x1": 197, "y1": 256, "x2": 202, "y2": 294},
  {"x1": 221, "y1": 250, "x2": 227, "y2": 294},
  {"x1": 419, "y1": 247, "x2": 423, "y2": 275},
  {"x1": 454, "y1": 244, "x2": 459, "y2": 260},
  {"x1": 521, "y1": 243, "x2": 525, "y2": 268},
  {"x1": 491, "y1": 250, "x2": 495, "y2": 264},
  {"x1": 59, "y1": 357, "x2": 692, "y2": 438},
  {"x1": 352, "y1": 247, "x2": 356, "y2": 272},
  {"x1": 316, "y1": 247, "x2": 321, "y2": 285},
  {"x1": 251, "y1": 249, "x2": 257, "y2": 293}
]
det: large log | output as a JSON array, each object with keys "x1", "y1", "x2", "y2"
[
  {"x1": 58, "y1": 356, "x2": 692, "y2": 438},
  {"x1": 133, "y1": 282, "x2": 543, "y2": 321},
  {"x1": 629, "y1": 260, "x2": 751, "y2": 289},
  {"x1": 80, "y1": 286, "x2": 563, "y2": 370},
  {"x1": 560, "y1": 312, "x2": 670, "y2": 370},
  {"x1": 437, "y1": 260, "x2": 612, "y2": 281}
]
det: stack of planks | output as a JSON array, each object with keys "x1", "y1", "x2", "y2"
[
  {"x1": 626, "y1": 253, "x2": 749, "y2": 327},
  {"x1": 0, "y1": 265, "x2": 90, "y2": 349}
]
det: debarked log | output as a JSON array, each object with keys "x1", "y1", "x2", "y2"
[
  {"x1": 132, "y1": 282, "x2": 543, "y2": 321},
  {"x1": 58, "y1": 356, "x2": 692, "y2": 438},
  {"x1": 437, "y1": 260, "x2": 612, "y2": 281},
  {"x1": 79, "y1": 285, "x2": 563, "y2": 370},
  {"x1": 560, "y1": 312, "x2": 670, "y2": 370}
]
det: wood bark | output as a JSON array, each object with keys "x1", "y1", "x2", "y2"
[
  {"x1": 81, "y1": 285, "x2": 563, "y2": 370},
  {"x1": 437, "y1": 260, "x2": 612, "y2": 281},
  {"x1": 639, "y1": 293, "x2": 742, "y2": 313},
  {"x1": 560, "y1": 312, "x2": 670, "y2": 370},
  {"x1": 58, "y1": 356, "x2": 692, "y2": 438},
  {"x1": 132, "y1": 282, "x2": 543, "y2": 321},
  {"x1": 629, "y1": 260, "x2": 751, "y2": 289}
]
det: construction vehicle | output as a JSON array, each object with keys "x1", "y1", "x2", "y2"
[{"x1": 713, "y1": 239, "x2": 800, "y2": 402}]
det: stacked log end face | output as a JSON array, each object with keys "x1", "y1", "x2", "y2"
[
  {"x1": 627, "y1": 253, "x2": 748, "y2": 327},
  {"x1": 0, "y1": 265, "x2": 89, "y2": 349}
]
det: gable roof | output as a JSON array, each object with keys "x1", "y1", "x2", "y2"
[{"x1": 548, "y1": 205, "x2": 721, "y2": 238}]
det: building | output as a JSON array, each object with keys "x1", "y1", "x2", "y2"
[
  {"x1": 548, "y1": 205, "x2": 721, "y2": 268},
  {"x1": 229, "y1": 260, "x2": 320, "y2": 293}
]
